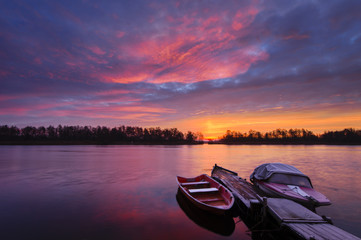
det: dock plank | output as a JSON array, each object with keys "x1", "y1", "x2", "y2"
[
  {"x1": 267, "y1": 198, "x2": 324, "y2": 224},
  {"x1": 285, "y1": 223, "x2": 361, "y2": 240},
  {"x1": 211, "y1": 165, "x2": 259, "y2": 208}
]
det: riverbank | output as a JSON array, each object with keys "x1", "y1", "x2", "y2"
[
  {"x1": 1, "y1": 140, "x2": 360, "y2": 145},
  {"x1": 0, "y1": 140, "x2": 204, "y2": 145}
]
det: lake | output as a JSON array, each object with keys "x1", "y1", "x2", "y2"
[{"x1": 0, "y1": 145, "x2": 360, "y2": 239}]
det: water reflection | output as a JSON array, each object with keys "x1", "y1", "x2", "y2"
[
  {"x1": 0, "y1": 145, "x2": 360, "y2": 239},
  {"x1": 176, "y1": 188, "x2": 296, "y2": 240},
  {"x1": 176, "y1": 189, "x2": 235, "y2": 236}
]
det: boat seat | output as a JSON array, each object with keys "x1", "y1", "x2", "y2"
[
  {"x1": 181, "y1": 181, "x2": 209, "y2": 186},
  {"x1": 189, "y1": 187, "x2": 219, "y2": 193},
  {"x1": 200, "y1": 196, "x2": 224, "y2": 203}
]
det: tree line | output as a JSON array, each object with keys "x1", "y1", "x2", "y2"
[
  {"x1": 0, "y1": 125, "x2": 203, "y2": 144},
  {"x1": 1, "y1": 125, "x2": 360, "y2": 145},
  {"x1": 217, "y1": 128, "x2": 361, "y2": 144}
]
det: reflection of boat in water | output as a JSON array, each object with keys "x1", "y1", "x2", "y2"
[
  {"x1": 250, "y1": 163, "x2": 331, "y2": 210},
  {"x1": 176, "y1": 174, "x2": 234, "y2": 215},
  {"x1": 177, "y1": 188, "x2": 291, "y2": 240},
  {"x1": 176, "y1": 190, "x2": 235, "y2": 236}
]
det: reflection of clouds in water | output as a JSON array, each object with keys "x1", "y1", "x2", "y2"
[{"x1": 0, "y1": 145, "x2": 360, "y2": 238}]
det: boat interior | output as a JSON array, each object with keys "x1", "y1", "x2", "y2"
[{"x1": 180, "y1": 180, "x2": 228, "y2": 207}]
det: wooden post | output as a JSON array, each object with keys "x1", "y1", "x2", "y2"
[{"x1": 263, "y1": 197, "x2": 268, "y2": 219}]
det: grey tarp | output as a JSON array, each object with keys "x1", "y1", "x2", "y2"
[{"x1": 250, "y1": 163, "x2": 308, "y2": 181}]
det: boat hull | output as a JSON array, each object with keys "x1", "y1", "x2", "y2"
[
  {"x1": 254, "y1": 179, "x2": 331, "y2": 209},
  {"x1": 176, "y1": 174, "x2": 234, "y2": 215}
]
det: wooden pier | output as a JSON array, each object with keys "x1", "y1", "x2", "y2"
[{"x1": 211, "y1": 164, "x2": 361, "y2": 240}]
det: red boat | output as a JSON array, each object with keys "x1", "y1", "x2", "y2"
[
  {"x1": 250, "y1": 163, "x2": 331, "y2": 210},
  {"x1": 176, "y1": 174, "x2": 234, "y2": 215}
]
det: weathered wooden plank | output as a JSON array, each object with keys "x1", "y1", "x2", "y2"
[
  {"x1": 211, "y1": 165, "x2": 259, "y2": 208},
  {"x1": 285, "y1": 223, "x2": 361, "y2": 240},
  {"x1": 266, "y1": 198, "x2": 324, "y2": 224}
]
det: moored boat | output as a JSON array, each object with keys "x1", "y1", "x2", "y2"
[
  {"x1": 176, "y1": 174, "x2": 234, "y2": 215},
  {"x1": 250, "y1": 163, "x2": 331, "y2": 210}
]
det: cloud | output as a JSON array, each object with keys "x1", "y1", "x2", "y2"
[{"x1": 1, "y1": 0, "x2": 361, "y2": 137}]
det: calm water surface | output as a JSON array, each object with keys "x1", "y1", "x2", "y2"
[{"x1": 0, "y1": 145, "x2": 360, "y2": 239}]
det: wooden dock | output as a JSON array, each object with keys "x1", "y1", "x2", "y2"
[{"x1": 211, "y1": 164, "x2": 361, "y2": 240}]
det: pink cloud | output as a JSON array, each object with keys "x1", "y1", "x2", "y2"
[
  {"x1": 94, "y1": 89, "x2": 130, "y2": 96},
  {"x1": 34, "y1": 109, "x2": 169, "y2": 123},
  {"x1": 115, "y1": 31, "x2": 125, "y2": 38},
  {"x1": 34, "y1": 57, "x2": 42, "y2": 65},
  {"x1": 0, "y1": 70, "x2": 10, "y2": 77},
  {"x1": 283, "y1": 33, "x2": 310, "y2": 40},
  {"x1": 87, "y1": 46, "x2": 107, "y2": 55},
  {"x1": 99, "y1": 3, "x2": 267, "y2": 84},
  {"x1": 232, "y1": 6, "x2": 259, "y2": 31},
  {"x1": 54, "y1": 2, "x2": 83, "y2": 25},
  {"x1": 0, "y1": 100, "x2": 70, "y2": 116},
  {"x1": 0, "y1": 95, "x2": 16, "y2": 101},
  {"x1": 106, "y1": 72, "x2": 150, "y2": 84},
  {"x1": 112, "y1": 106, "x2": 175, "y2": 113},
  {"x1": 76, "y1": 104, "x2": 176, "y2": 116},
  {"x1": 0, "y1": 89, "x2": 173, "y2": 121}
]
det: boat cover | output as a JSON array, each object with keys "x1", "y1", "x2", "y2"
[{"x1": 250, "y1": 163, "x2": 308, "y2": 181}]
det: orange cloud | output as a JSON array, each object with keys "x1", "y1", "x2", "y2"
[
  {"x1": 93, "y1": 113, "x2": 163, "y2": 121},
  {"x1": 106, "y1": 106, "x2": 176, "y2": 114}
]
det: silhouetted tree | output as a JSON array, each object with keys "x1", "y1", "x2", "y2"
[
  {"x1": 218, "y1": 128, "x2": 356, "y2": 144},
  {"x1": 186, "y1": 131, "x2": 196, "y2": 143},
  {"x1": 22, "y1": 126, "x2": 37, "y2": 140},
  {"x1": 0, "y1": 125, "x2": 20, "y2": 140},
  {"x1": 321, "y1": 128, "x2": 361, "y2": 144},
  {"x1": 47, "y1": 125, "x2": 56, "y2": 139}
]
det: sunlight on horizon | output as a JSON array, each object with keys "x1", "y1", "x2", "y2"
[{"x1": 166, "y1": 110, "x2": 361, "y2": 139}]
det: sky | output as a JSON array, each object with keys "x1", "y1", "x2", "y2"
[{"x1": 0, "y1": 0, "x2": 361, "y2": 139}]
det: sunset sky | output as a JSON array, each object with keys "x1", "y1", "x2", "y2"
[{"x1": 1, "y1": 0, "x2": 361, "y2": 139}]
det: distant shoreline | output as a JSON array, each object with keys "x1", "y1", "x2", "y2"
[
  {"x1": 1, "y1": 141, "x2": 360, "y2": 146},
  {"x1": 208, "y1": 141, "x2": 361, "y2": 146},
  {"x1": 0, "y1": 140, "x2": 204, "y2": 146},
  {"x1": 1, "y1": 125, "x2": 360, "y2": 145}
]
